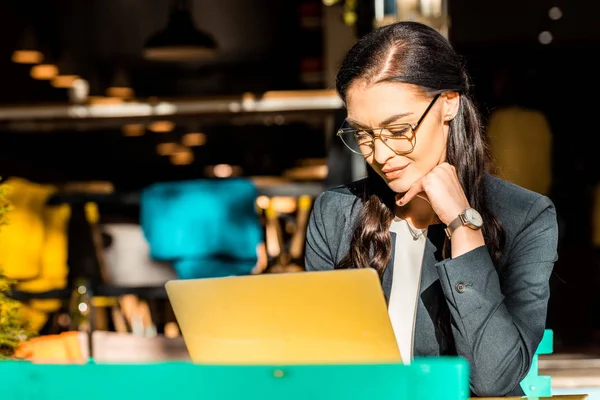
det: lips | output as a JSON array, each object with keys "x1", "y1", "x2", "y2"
[{"x1": 382, "y1": 164, "x2": 409, "y2": 180}]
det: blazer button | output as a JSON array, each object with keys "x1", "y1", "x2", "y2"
[{"x1": 455, "y1": 282, "x2": 466, "y2": 293}]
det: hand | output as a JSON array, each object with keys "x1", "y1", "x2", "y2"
[{"x1": 395, "y1": 163, "x2": 470, "y2": 226}]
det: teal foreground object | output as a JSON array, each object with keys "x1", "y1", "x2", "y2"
[
  {"x1": 520, "y1": 329, "x2": 554, "y2": 397},
  {"x1": 0, "y1": 357, "x2": 469, "y2": 400}
]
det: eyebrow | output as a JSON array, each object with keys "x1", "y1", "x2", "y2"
[{"x1": 346, "y1": 112, "x2": 413, "y2": 129}]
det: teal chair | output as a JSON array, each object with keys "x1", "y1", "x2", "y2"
[
  {"x1": 140, "y1": 179, "x2": 263, "y2": 279},
  {"x1": 520, "y1": 329, "x2": 553, "y2": 397}
]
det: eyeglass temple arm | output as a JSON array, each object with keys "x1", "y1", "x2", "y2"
[{"x1": 412, "y1": 93, "x2": 441, "y2": 130}]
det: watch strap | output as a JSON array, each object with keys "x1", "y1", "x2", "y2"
[{"x1": 444, "y1": 213, "x2": 466, "y2": 239}]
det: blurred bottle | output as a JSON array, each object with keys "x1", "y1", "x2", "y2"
[{"x1": 68, "y1": 277, "x2": 92, "y2": 333}]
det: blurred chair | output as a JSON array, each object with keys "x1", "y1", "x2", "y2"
[
  {"x1": 263, "y1": 195, "x2": 312, "y2": 273},
  {"x1": 101, "y1": 223, "x2": 177, "y2": 287},
  {"x1": 140, "y1": 178, "x2": 263, "y2": 279},
  {"x1": 487, "y1": 106, "x2": 553, "y2": 196},
  {"x1": 0, "y1": 177, "x2": 70, "y2": 332}
]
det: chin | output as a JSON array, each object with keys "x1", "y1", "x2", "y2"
[{"x1": 382, "y1": 177, "x2": 411, "y2": 194}]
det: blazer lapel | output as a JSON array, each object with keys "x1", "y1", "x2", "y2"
[
  {"x1": 419, "y1": 227, "x2": 443, "y2": 296},
  {"x1": 414, "y1": 224, "x2": 452, "y2": 356}
]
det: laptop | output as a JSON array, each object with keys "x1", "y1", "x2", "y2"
[{"x1": 165, "y1": 268, "x2": 401, "y2": 365}]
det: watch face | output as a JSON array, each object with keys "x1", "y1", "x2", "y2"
[{"x1": 464, "y1": 208, "x2": 483, "y2": 228}]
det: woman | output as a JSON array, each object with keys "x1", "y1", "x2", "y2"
[{"x1": 305, "y1": 22, "x2": 558, "y2": 397}]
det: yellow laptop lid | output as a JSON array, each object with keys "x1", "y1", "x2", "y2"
[{"x1": 165, "y1": 268, "x2": 401, "y2": 365}]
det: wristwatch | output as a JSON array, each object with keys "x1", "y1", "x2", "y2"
[{"x1": 444, "y1": 207, "x2": 483, "y2": 239}]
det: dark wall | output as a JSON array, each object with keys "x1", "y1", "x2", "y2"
[
  {"x1": 449, "y1": 0, "x2": 600, "y2": 349},
  {"x1": 0, "y1": 0, "x2": 329, "y2": 188},
  {"x1": 0, "y1": 0, "x2": 302, "y2": 103}
]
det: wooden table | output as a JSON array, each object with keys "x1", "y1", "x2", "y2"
[
  {"x1": 540, "y1": 353, "x2": 600, "y2": 389},
  {"x1": 477, "y1": 396, "x2": 587, "y2": 400}
]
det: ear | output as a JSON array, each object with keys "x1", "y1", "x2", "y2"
[{"x1": 441, "y1": 92, "x2": 460, "y2": 121}]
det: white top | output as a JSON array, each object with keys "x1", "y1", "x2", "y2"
[{"x1": 388, "y1": 217, "x2": 427, "y2": 364}]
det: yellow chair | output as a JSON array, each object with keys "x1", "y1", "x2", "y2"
[{"x1": 0, "y1": 178, "x2": 70, "y2": 332}]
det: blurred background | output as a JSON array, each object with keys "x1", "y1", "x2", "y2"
[{"x1": 0, "y1": 0, "x2": 599, "y2": 393}]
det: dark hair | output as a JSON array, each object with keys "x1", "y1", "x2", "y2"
[{"x1": 335, "y1": 22, "x2": 505, "y2": 276}]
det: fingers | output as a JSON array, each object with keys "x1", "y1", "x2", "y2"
[
  {"x1": 395, "y1": 179, "x2": 424, "y2": 206},
  {"x1": 437, "y1": 162, "x2": 458, "y2": 182},
  {"x1": 395, "y1": 163, "x2": 456, "y2": 207}
]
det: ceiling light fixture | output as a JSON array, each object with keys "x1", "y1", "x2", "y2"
[
  {"x1": 30, "y1": 63, "x2": 58, "y2": 80},
  {"x1": 182, "y1": 132, "x2": 206, "y2": 147},
  {"x1": 148, "y1": 120, "x2": 175, "y2": 133},
  {"x1": 122, "y1": 124, "x2": 145, "y2": 137},
  {"x1": 106, "y1": 65, "x2": 135, "y2": 99},
  {"x1": 52, "y1": 51, "x2": 80, "y2": 88},
  {"x1": 12, "y1": 24, "x2": 43, "y2": 64},
  {"x1": 143, "y1": 0, "x2": 217, "y2": 62},
  {"x1": 12, "y1": 50, "x2": 43, "y2": 64},
  {"x1": 170, "y1": 148, "x2": 194, "y2": 165},
  {"x1": 157, "y1": 142, "x2": 180, "y2": 156}
]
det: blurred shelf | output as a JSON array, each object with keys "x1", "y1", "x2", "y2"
[
  {"x1": 255, "y1": 181, "x2": 324, "y2": 197},
  {"x1": 0, "y1": 90, "x2": 343, "y2": 132},
  {"x1": 45, "y1": 180, "x2": 325, "y2": 206}
]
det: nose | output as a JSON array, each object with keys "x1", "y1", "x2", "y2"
[{"x1": 372, "y1": 136, "x2": 395, "y2": 165}]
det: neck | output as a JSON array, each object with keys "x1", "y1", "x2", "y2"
[{"x1": 395, "y1": 197, "x2": 439, "y2": 229}]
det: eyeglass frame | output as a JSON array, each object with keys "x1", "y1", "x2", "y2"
[{"x1": 336, "y1": 93, "x2": 442, "y2": 157}]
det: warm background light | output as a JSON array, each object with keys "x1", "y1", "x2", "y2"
[
  {"x1": 88, "y1": 96, "x2": 124, "y2": 105},
  {"x1": 164, "y1": 322, "x2": 180, "y2": 338},
  {"x1": 283, "y1": 165, "x2": 328, "y2": 180},
  {"x1": 157, "y1": 142, "x2": 179, "y2": 156},
  {"x1": 548, "y1": 6, "x2": 563, "y2": 20},
  {"x1": 256, "y1": 195, "x2": 270, "y2": 209},
  {"x1": 538, "y1": 31, "x2": 553, "y2": 45},
  {"x1": 12, "y1": 50, "x2": 43, "y2": 64},
  {"x1": 270, "y1": 196, "x2": 297, "y2": 214},
  {"x1": 106, "y1": 66, "x2": 134, "y2": 99},
  {"x1": 30, "y1": 64, "x2": 58, "y2": 80},
  {"x1": 205, "y1": 164, "x2": 242, "y2": 177},
  {"x1": 106, "y1": 86, "x2": 135, "y2": 99},
  {"x1": 213, "y1": 164, "x2": 233, "y2": 178},
  {"x1": 51, "y1": 75, "x2": 80, "y2": 88},
  {"x1": 170, "y1": 149, "x2": 194, "y2": 165},
  {"x1": 122, "y1": 124, "x2": 145, "y2": 137},
  {"x1": 148, "y1": 120, "x2": 175, "y2": 133},
  {"x1": 182, "y1": 132, "x2": 206, "y2": 147}
]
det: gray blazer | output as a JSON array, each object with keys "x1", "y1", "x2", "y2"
[{"x1": 305, "y1": 174, "x2": 558, "y2": 397}]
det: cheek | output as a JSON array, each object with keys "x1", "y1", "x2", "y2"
[
  {"x1": 412, "y1": 123, "x2": 447, "y2": 165},
  {"x1": 415, "y1": 123, "x2": 448, "y2": 153}
]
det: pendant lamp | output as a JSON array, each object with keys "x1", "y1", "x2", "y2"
[{"x1": 143, "y1": 0, "x2": 217, "y2": 62}]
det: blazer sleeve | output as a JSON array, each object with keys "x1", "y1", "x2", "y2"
[
  {"x1": 305, "y1": 193, "x2": 336, "y2": 271},
  {"x1": 435, "y1": 195, "x2": 558, "y2": 397}
]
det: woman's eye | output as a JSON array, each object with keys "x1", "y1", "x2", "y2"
[
  {"x1": 355, "y1": 133, "x2": 371, "y2": 142},
  {"x1": 388, "y1": 127, "x2": 410, "y2": 136}
]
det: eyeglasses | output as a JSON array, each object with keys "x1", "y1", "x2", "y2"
[{"x1": 336, "y1": 94, "x2": 441, "y2": 157}]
